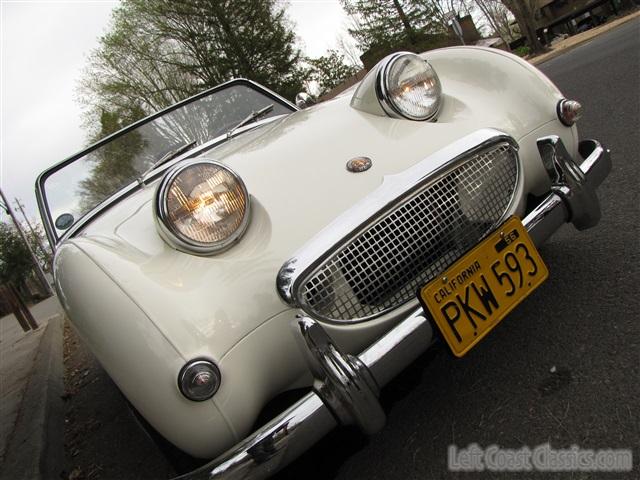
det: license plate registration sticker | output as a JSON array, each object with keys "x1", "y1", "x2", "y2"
[{"x1": 419, "y1": 217, "x2": 548, "y2": 357}]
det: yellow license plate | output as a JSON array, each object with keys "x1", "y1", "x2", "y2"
[{"x1": 419, "y1": 217, "x2": 548, "y2": 357}]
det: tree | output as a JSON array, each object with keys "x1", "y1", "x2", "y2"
[
  {"x1": 306, "y1": 50, "x2": 360, "y2": 97},
  {"x1": 79, "y1": 0, "x2": 307, "y2": 132},
  {"x1": 501, "y1": 0, "x2": 545, "y2": 54},
  {"x1": 474, "y1": 0, "x2": 517, "y2": 45},
  {"x1": 77, "y1": 110, "x2": 147, "y2": 212},
  {"x1": 0, "y1": 222, "x2": 33, "y2": 287},
  {"x1": 0, "y1": 222, "x2": 40, "y2": 330},
  {"x1": 422, "y1": 0, "x2": 475, "y2": 32},
  {"x1": 341, "y1": 0, "x2": 445, "y2": 51},
  {"x1": 336, "y1": 32, "x2": 364, "y2": 69}
]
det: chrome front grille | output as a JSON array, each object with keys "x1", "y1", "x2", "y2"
[{"x1": 298, "y1": 142, "x2": 519, "y2": 323}]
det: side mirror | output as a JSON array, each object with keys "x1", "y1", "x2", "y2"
[
  {"x1": 55, "y1": 213, "x2": 74, "y2": 230},
  {"x1": 295, "y1": 92, "x2": 315, "y2": 109}
]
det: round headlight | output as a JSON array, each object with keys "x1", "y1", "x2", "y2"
[
  {"x1": 377, "y1": 52, "x2": 442, "y2": 121},
  {"x1": 178, "y1": 359, "x2": 221, "y2": 401},
  {"x1": 155, "y1": 159, "x2": 250, "y2": 254}
]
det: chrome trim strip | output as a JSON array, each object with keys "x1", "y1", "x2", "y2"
[
  {"x1": 522, "y1": 194, "x2": 567, "y2": 246},
  {"x1": 359, "y1": 308, "x2": 433, "y2": 387},
  {"x1": 154, "y1": 159, "x2": 251, "y2": 255},
  {"x1": 277, "y1": 128, "x2": 519, "y2": 309}
]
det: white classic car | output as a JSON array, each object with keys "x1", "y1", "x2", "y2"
[{"x1": 37, "y1": 48, "x2": 610, "y2": 478}]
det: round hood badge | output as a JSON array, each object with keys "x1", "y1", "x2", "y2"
[{"x1": 346, "y1": 156, "x2": 372, "y2": 173}]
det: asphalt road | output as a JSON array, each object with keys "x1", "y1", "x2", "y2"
[
  {"x1": 61, "y1": 17, "x2": 640, "y2": 480},
  {"x1": 276, "y1": 17, "x2": 640, "y2": 480}
]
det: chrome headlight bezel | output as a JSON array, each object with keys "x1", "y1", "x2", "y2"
[
  {"x1": 154, "y1": 159, "x2": 251, "y2": 255},
  {"x1": 376, "y1": 52, "x2": 442, "y2": 121}
]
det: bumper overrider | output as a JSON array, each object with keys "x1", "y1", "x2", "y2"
[{"x1": 177, "y1": 136, "x2": 611, "y2": 480}]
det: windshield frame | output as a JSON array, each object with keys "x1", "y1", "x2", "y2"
[{"x1": 36, "y1": 78, "x2": 297, "y2": 249}]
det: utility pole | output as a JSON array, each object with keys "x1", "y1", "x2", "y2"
[
  {"x1": 450, "y1": 15, "x2": 466, "y2": 45},
  {"x1": 14, "y1": 197, "x2": 51, "y2": 265},
  {"x1": 0, "y1": 188, "x2": 52, "y2": 295}
]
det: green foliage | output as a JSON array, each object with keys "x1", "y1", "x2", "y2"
[
  {"x1": 341, "y1": 0, "x2": 446, "y2": 52},
  {"x1": 78, "y1": 111, "x2": 146, "y2": 212},
  {"x1": 514, "y1": 45, "x2": 531, "y2": 57},
  {"x1": 0, "y1": 222, "x2": 33, "y2": 286},
  {"x1": 79, "y1": 0, "x2": 307, "y2": 135},
  {"x1": 306, "y1": 50, "x2": 360, "y2": 97},
  {"x1": 359, "y1": 31, "x2": 454, "y2": 69}
]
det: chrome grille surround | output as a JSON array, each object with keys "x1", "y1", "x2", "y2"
[{"x1": 277, "y1": 129, "x2": 521, "y2": 324}]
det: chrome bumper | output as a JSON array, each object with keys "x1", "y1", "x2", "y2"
[{"x1": 176, "y1": 137, "x2": 610, "y2": 480}]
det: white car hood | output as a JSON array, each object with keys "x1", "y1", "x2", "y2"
[{"x1": 62, "y1": 47, "x2": 567, "y2": 361}]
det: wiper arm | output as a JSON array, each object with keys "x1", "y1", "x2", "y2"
[
  {"x1": 137, "y1": 139, "x2": 197, "y2": 186},
  {"x1": 226, "y1": 104, "x2": 274, "y2": 139}
]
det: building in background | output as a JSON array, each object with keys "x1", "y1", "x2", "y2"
[{"x1": 537, "y1": 0, "x2": 633, "y2": 42}]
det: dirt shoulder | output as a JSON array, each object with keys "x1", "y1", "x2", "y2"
[{"x1": 62, "y1": 321, "x2": 175, "y2": 480}]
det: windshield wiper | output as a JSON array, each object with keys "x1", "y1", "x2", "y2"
[
  {"x1": 226, "y1": 104, "x2": 274, "y2": 139},
  {"x1": 137, "y1": 139, "x2": 197, "y2": 186}
]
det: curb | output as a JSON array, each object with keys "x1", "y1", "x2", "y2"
[
  {"x1": 0, "y1": 314, "x2": 64, "y2": 480},
  {"x1": 530, "y1": 10, "x2": 640, "y2": 65}
]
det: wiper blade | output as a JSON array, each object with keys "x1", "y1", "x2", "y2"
[
  {"x1": 137, "y1": 139, "x2": 197, "y2": 185},
  {"x1": 226, "y1": 104, "x2": 274, "y2": 139}
]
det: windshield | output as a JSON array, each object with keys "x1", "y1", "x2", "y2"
[{"x1": 38, "y1": 81, "x2": 293, "y2": 243}]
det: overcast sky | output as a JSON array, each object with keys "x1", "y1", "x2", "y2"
[{"x1": 0, "y1": 0, "x2": 352, "y2": 224}]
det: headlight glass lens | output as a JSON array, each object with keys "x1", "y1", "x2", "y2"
[
  {"x1": 158, "y1": 160, "x2": 249, "y2": 253},
  {"x1": 382, "y1": 53, "x2": 442, "y2": 121}
]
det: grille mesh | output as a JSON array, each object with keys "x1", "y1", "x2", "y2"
[{"x1": 299, "y1": 143, "x2": 518, "y2": 323}]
